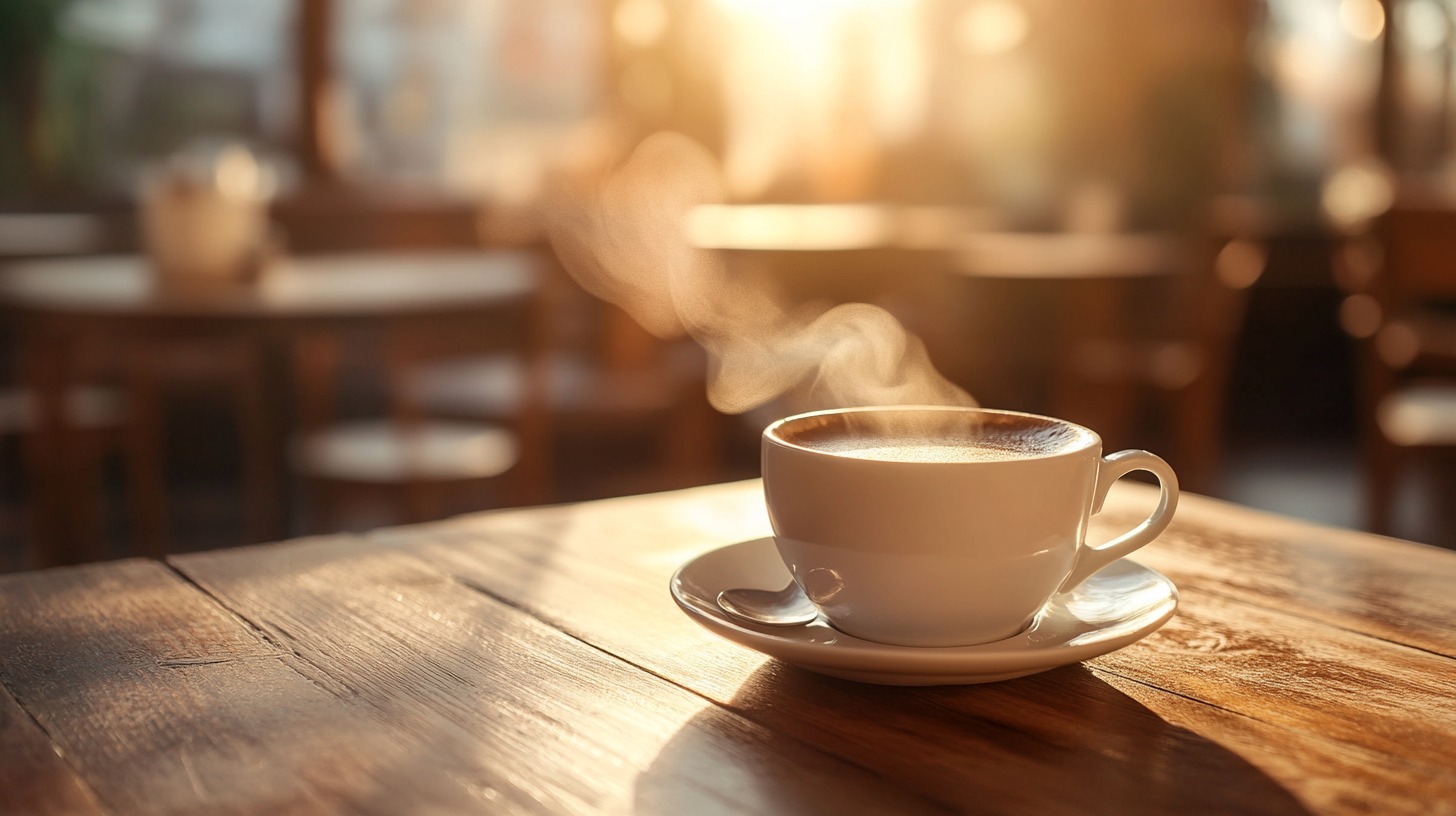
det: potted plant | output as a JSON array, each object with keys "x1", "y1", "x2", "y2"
[{"x1": 0, "y1": 0, "x2": 71, "y2": 197}]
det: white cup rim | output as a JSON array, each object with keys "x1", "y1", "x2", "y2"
[{"x1": 763, "y1": 404, "x2": 1102, "y2": 464}]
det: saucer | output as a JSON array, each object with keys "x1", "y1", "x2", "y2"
[{"x1": 669, "y1": 537, "x2": 1177, "y2": 686}]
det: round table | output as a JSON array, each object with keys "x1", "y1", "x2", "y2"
[{"x1": 1, "y1": 251, "x2": 542, "y2": 567}]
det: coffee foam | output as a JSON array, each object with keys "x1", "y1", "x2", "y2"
[
  {"x1": 777, "y1": 410, "x2": 1093, "y2": 462},
  {"x1": 807, "y1": 438, "x2": 1026, "y2": 463}
]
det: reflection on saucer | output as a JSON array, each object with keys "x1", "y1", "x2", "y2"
[{"x1": 670, "y1": 537, "x2": 1177, "y2": 686}]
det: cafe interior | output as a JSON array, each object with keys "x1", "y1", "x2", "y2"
[{"x1": 2, "y1": 0, "x2": 1454, "y2": 572}]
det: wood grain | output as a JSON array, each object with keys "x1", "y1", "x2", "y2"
[
  {"x1": 386, "y1": 480, "x2": 1456, "y2": 815},
  {"x1": 2, "y1": 480, "x2": 1455, "y2": 815},
  {"x1": 1091, "y1": 490, "x2": 1456, "y2": 657},
  {"x1": 0, "y1": 558, "x2": 499, "y2": 814},
  {"x1": 170, "y1": 534, "x2": 948, "y2": 815},
  {"x1": 0, "y1": 681, "x2": 104, "y2": 815}
]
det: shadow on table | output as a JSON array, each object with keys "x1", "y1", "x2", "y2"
[{"x1": 637, "y1": 661, "x2": 1313, "y2": 815}]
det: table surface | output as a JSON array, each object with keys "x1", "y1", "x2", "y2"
[
  {"x1": 0, "y1": 251, "x2": 536, "y2": 320},
  {"x1": 686, "y1": 204, "x2": 1190, "y2": 278},
  {"x1": 1, "y1": 480, "x2": 1453, "y2": 815}
]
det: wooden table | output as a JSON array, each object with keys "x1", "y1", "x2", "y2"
[
  {"x1": 690, "y1": 203, "x2": 1257, "y2": 492},
  {"x1": 687, "y1": 203, "x2": 1189, "y2": 278},
  {"x1": 1, "y1": 480, "x2": 1453, "y2": 815},
  {"x1": 0, "y1": 251, "x2": 541, "y2": 565}
]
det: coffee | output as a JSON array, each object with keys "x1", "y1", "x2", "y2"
[
  {"x1": 777, "y1": 408, "x2": 1093, "y2": 464},
  {"x1": 815, "y1": 439, "x2": 1024, "y2": 463}
]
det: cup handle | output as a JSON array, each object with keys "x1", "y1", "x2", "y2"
[{"x1": 1059, "y1": 449, "x2": 1179, "y2": 592}]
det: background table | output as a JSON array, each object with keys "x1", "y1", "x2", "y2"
[
  {"x1": 1, "y1": 480, "x2": 1453, "y2": 814},
  {"x1": 692, "y1": 205, "x2": 1265, "y2": 494},
  {"x1": 0, "y1": 251, "x2": 540, "y2": 565}
]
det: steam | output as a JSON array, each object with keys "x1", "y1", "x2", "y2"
[{"x1": 547, "y1": 131, "x2": 974, "y2": 416}]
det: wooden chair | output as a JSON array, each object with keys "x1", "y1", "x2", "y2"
[
  {"x1": 1, "y1": 215, "x2": 132, "y2": 566},
  {"x1": 1045, "y1": 234, "x2": 1267, "y2": 494},
  {"x1": 0, "y1": 380, "x2": 126, "y2": 569},
  {"x1": 403, "y1": 259, "x2": 720, "y2": 503},
  {"x1": 1, "y1": 319, "x2": 271, "y2": 563},
  {"x1": 1335, "y1": 202, "x2": 1456, "y2": 539},
  {"x1": 289, "y1": 277, "x2": 548, "y2": 532},
  {"x1": 117, "y1": 332, "x2": 281, "y2": 555}
]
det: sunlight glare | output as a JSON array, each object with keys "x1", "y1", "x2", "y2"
[
  {"x1": 708, "y1": 0, "x2": 926, "y2": 198},
  {"x1": 1321, "y1": 159, "x2": 1395, "y2": 229},
  {"x1": 614, "y1": 0, "x2": 669, "y2": 48},
  {"x1": 956, "y1": 0, "x2": 1029, "y2": 56},
  {"x1": 687, "y1": 204, "x2": 893, "y2": 251},
  {"x1": 1338, "y1": 0, "x2": 1385, "y2": 42},
  {"x1": 1400, "y1": 0, "x2": 1449, "y2": 51}
]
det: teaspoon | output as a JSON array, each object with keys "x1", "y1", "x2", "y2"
[{"x1": 716, "y1": 582, "x2": 819, "y2": 626}]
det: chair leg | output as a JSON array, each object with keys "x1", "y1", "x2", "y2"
[
  {"x1": 292, "y1": 334, "x2": 342, "y2": 533},
  {"x1": 68, "y1": 427, "x2": 111, "y2": 557},
  {"x1": 124, "y1": 341, "x2": 170, "y2": 557},
  {"x1": 663, "y1": 383, "x2": 721, "y2": 487},
  {"x1": 402, "y1": 478, "x2": 442, "y2": 524},
  {"x1": 1171, "y1": 374, "x2": 1225, "y2": 497},
  {"x1": 386, "y1": 330, "x2": 433, "y2": 523},
  {"x1": 233, "y1": 342, "x2": 282, "y2": 544},
  {"x1": 24, "y1": 332, "x2": 93, "y2": 566},
  {"x1": 1365, "y1": 437, "x2": 1399, "y2": 536},
  {"x1": 1430, "y1": 454, "x2": 1456, "y2": 549},
  {"x1": 511, "y1": 354, "x2": 555, "y2": 506}
]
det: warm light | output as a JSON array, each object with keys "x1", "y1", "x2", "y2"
[
  {"x1": 1400, "y1": 0, "x2": 1449, "y2": 51},
  {"x1": 614, "y1": 0, "x2": 669, "y2": 48},
  {"x1": 1377, "y1": 322, "x2": 1421, "y2": 369},
  {"x1": 686, "y1": 204, "x2": 893, "y2": 250},
  {"x1": 1379, "y1": 386, "x2": 1456, "y2": 446},
  {"x1": 708, "y1": 0, "x2": 914, "y2": 17},
  {"x1": 707, "y1": 0, "x2": 926, "y2": 198},
  {"x1": 1339, "y1": 294, "x2": 1382, "y2": 339},
  {"x1": 1214, "y1": 240, "x2": 1267, "y2": 290},
  {"x1": 1339, "y1": 0, "x2": 1385, "y2": 42},
  {"x1": 214, "y1": 146, "x2": 263, "y2": 199},
  {"x1": 956, "y1": 0, "x2": 1029, "y2": 56},
  {"x1": 1149, "y1": 345, "x2": 1202, "y2": 391},
  {"x1": 1321, "y1": 159, "x2": 1395, "y2": 229},
  {"x1": 1265, "y1": 0, "x2": 1382, "y2": 118}
]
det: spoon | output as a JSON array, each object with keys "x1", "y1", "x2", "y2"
[{"x1": 717, "y1": 582, "x2": 819, "y2": 626}]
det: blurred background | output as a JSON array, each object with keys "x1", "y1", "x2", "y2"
[{"x1": 2, "y1": 0, "x2": 1455, "y2": 571}]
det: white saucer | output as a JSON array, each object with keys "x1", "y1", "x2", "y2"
[{"x1": 670, "y1": 537, "x2": 1178, "y2": 686}]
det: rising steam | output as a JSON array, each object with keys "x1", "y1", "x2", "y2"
[{"x1": 547, "y1": 131, "x2": 974, "y2": 416}]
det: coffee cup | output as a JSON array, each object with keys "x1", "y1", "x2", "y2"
[
  {"x1": 139, "y1": 142, "x2": 274, "y2": 291},
  {"x1": 761, "y1": 405, "x2": 1178, "y2": 647}
]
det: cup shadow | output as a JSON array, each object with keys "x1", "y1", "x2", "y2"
[{"x1": 636, "y1": 662, "x2": 1314, "y2": 815}]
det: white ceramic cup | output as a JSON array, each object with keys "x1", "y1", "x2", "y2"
[{"x1": 761, "y1": 405, "x2": 1178, "y2": 647}]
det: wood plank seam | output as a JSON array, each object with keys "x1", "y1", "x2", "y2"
[
  {"x1": 0, "y1": 677, "x2": 112, "y2": 814},
  {"x1": 154, "y1": 655, "x2": 277, "y2": 668},
  {"x1": 388, "y1": 489, "x2": 1456, "y2": 812},
  {"x1": 1088, "y1": 663, "x2": 1456, "y2": 781},
  {"x1": 428, "y1": 564, "x2": 969, "y2": 812},
  {"x1": 1173, "y1": 578, "x2": 1456, "y2": 662},
  {"x1": 1, "y1": 556, "x2": 537, "y2": 813},
  {"x1": 439, "y1": 566, "x2": 1113, "y2": 811},
  {"x1": 1090, "y1": 663, "x2": 1282, "y2": 721},
  {"x1": 170, "y1": 545, "x2": 962, "y2": 814},
  {"x1": 440, "y1": 569, "x2": 760, "y2": 705},
  {"x1": 1092, "y1": 641, "x2": 1456, "y2": 796},
  {"x1": 159, "y1": 558, "x2": 364, "y2": 703}
]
